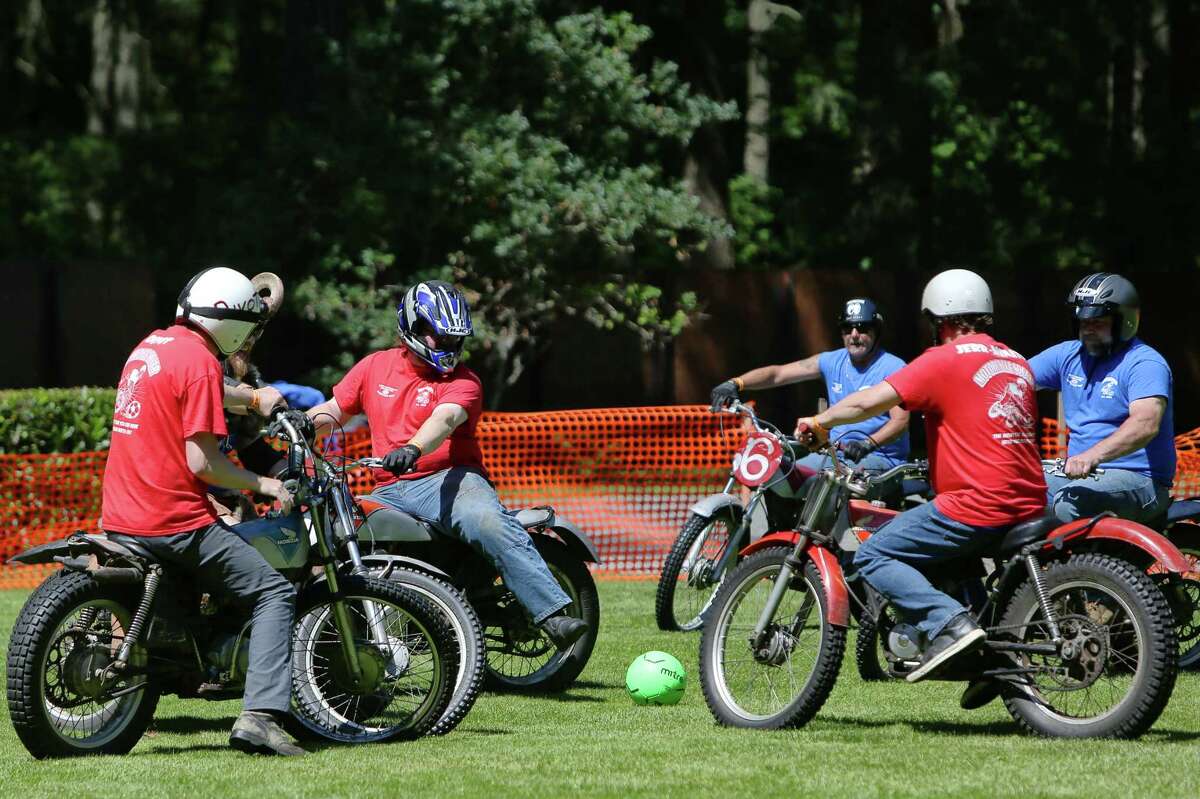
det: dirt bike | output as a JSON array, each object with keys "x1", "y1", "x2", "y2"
[
  {"x1": 6, "y1": 412, "x2": 462, "y2": 758},
  {"x1": 698, "y1": 439, "x2": 1189, "y2": 738},
  {"x1": 333, "y1": 458, "x2": 601, "y2": 693},
  {"x1": 654, "y1": 401, "x2": 929, "y2": 632}
]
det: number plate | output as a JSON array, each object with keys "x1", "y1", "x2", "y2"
[{"x1": 732, "y1": 431, "x2": 784, "y2": 487}]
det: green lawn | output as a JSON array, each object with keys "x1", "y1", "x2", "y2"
[{"x1": 1, "y1": 581, "x2": 1197, "y2": 798}]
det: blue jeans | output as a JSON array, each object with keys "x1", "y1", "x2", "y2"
[
  {"x1": 371, "y1": 468, "x2": 570, "y2": 623},
  {"x1": 1044, "y1": 468, "x2": 1171, "y2": 525},
  {"x1": 853, "y1": 502, "x2": 1007, "y2": 640}
]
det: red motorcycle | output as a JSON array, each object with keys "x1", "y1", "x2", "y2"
[{"x1": 698, "y1": 440, "x2": 1189, "y2": 738}]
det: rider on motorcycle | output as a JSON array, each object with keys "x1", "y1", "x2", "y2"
[
  {"x1": 305, "y1": 280, "x2": 588, "y2": 650},
  {"x1": 1028, "y1": 273, "x2": 1176, "y2": 524},
  {"x1": 797, "y1": 269, "x2": 1046, "y2": 682},
  {"x1": 710, "y1": 297, "x2": 910, "y2": 470},
  {"x1": 100, "y1": 266, "x2": 304, "y2": 756}
]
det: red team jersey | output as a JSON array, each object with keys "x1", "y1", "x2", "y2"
[
  {"x1": 101, "y1": 325, "x2": 227, "y2": 536},
  {"x1": 333, "y1": 349, "x2": 485, "y2": 486},
  {"x1": 885, "y1": 333, "x2": 1046, "y2": 527}
]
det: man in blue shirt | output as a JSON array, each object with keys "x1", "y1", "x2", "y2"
[
  {"x1": 1028, "y1": 273, "x2": 1175, "y2": 524},
  {"x1": 710, "y1": 297, "x2": 910, "y2": 471}
]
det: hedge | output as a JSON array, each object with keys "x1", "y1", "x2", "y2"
[{"x1": 0, "y1": 388, "x2": 117, "y2": 454}]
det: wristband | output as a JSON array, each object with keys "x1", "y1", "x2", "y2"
[
  {"x1": 406, "y1": 441, "x2": 424, "y2": 456},
  {"x1": 733, "y1": 377, "x2": 745, "y2": 392},
  {"x1": 249, "y1": 389, "x2": 260, "y2": 412}
]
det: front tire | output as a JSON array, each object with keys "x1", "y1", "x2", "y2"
[
  {"x1": 699, "y1": 546, "x2": 846, "y2": 729},
  {"x1": 998, "y1": 553, "x2": 1177, "y2": 739},
  {"x1": 289, "y1": 576, "x2": 458, "y2": 743},
  {"x1": 6, "y1": 572, "x2": 160, "y2": 758},
  {"x1": 483, "y1": 537, "x2": 600, "y2": 693},
  {"x1": 655, "y1": 509, "x2": 740, "y2": 632}
]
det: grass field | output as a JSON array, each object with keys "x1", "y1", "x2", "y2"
[{"x1": 1, "y1": 580, "x2": 1197, "y2": 799}]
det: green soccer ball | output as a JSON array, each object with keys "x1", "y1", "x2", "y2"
[{"x1": 625, "y1": 651, "x2": 686, "y2": 706}]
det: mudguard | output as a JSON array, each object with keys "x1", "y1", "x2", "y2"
[
  {"x1": 542, "y1": 517, "x2": 601, "y2": 564},
  {"x1": 349, "y1": 553, "x2": 453, "y2": 582},
  {"x1": 9, "y1": 533, "x2": 138, "y2": 566},
  {"x1": 739, "y1": 532, "x2": 850, "y2": 627},
  {"x1": 688, "y1": 493, "x2": 745, "y2": 520},
  {"x1": 1046, "y1": 515, "x2": 1192, "y2": 573}
]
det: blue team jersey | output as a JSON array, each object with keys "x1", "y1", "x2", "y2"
[
  {"x1": 1029, "y1": 338, "x2": 1175, "y2": 486},
  {"x1": 818, "y1": 348, "x2": 910, "y2": 465}
]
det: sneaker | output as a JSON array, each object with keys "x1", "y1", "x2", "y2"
[
  {"x1": 959, "y1": 678, "x2": 1004, "y2": 710},
  {"x1": 229, "y1": 711, "x2": 306, "y2": 756},
  {"x1": 540, "y1": 614, "x2": 588, "y2": 651},
  {"x1": 906, "y1": 614, "x2": 986, "y2": 683}
]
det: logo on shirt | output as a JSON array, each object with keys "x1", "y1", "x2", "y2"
[
  {"x1": 1067, "y1": 373, "x2": 1085, "y2": 389},
  {"x1": 114, "y1": 347, "x2": 163, "y2": 427},
  {"x1": 414, "y1": 386, "x2": 435, "y2": 407},
  {"x1": 831, "y1": 382, "x2": 843, "y2": 394},
  {"x1": 1100, "y1": 375, "x2": 1119, "y2": 400},
  {"x1": 377, "y1": 384, "x2": 398, "y2": 398},
  {"x1": 987, "y1": 377, "x2": 1036, "y2": 445}
]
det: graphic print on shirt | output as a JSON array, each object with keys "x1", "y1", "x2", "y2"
[
  {"x1": 972, "y1": 358, "x2": 1036, "y2": 446},
  {"x1": 414, "y1": 385, "x2": 435, "y2": 407},
  {"x1": 1100, "y1": 375, "x2": 1118, "y2": 400},
  {"x1": 113, "y1": 347, "x2": 162, "y2": 433},
  {"x1": 377, "y1": 383, "x2": 398, "y2": 398}
]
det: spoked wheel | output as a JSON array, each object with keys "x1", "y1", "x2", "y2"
[
  {"x1": 7, "y1": 572, "x2": 160, "y2": 758},
  {"x1": 483, "y1": 537, "x2": 599, "y2": 693},
  {"x1": 369, "y1": 566, "x2": 486, "y2": 736},
  {"x1": 855, "y1": 603, "x2": 901, "y2": 681},
  {"x1": 290, "y1": 576, "x2": 458, "y2": 743},
  {"x1": 998, "y1": 553, "x2": 1177, "y2": 739},
  {"x1": 699, "y1": 546, "x2": 846, "y2": 729},
  {"x1": 655, "y1": 509, "x2": 741, "y2": 631},
  {"x1": 1162, "y1": 524, "x2": 1200, "y2": 669}
]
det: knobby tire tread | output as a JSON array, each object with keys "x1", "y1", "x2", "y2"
[{"x1": 655, "y1": 512, "x2": 730, "y2": 632}]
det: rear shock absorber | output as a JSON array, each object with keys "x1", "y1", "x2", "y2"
[
  {"x1": 1021, "y1": 547, "x2": 1061, "y2": 643},
  {"x1": 102, "y1": 564, "x2": 163, "y2": 680}
]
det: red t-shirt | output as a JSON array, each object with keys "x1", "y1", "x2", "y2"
[
  {"x1": 333, "y1": 348, "x2": 485, "y2": 485},
  {"x1": 885, "y1": 333, "x2": 1046, "y2": 527},
  {"x1": 101, "y1": 325, "x2": 227, "y2": 535}
]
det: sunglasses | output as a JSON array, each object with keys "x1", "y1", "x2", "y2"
[{"x1": 840, "y1": 323, "x2": 877, "y2": 335}]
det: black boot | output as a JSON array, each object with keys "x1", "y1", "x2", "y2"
[
  {"x1": 540, "y1": 613, "x2": 588, "y2": 650},
  {"x1": 906, "y1": 613, "x2": 986, "y2": 683}
]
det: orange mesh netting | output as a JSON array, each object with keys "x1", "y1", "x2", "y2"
[{"x1": 3, "y1": 409, "x2": 1200, "y2": 590}]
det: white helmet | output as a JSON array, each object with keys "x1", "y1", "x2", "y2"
[
  {"x1": 920, "y1": 268, "x2": 993, "y2": 318},
  {"x1": 175, "y1": 266, "x2": 268, "y2": 355}
]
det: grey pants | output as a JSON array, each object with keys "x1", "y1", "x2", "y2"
[{"x1": 109, "y1": 523, "x2": 296, "y2": 713}]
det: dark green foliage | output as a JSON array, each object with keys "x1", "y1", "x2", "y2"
[{"x1": 0, "y1": 388, "x2": 116, "y2": 454}]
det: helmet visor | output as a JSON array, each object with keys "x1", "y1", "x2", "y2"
[{"x1": 1074, "y1": 303, "x2": 1113, "y2": 320}]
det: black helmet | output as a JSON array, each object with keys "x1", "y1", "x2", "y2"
[
  {"x1": 838, "y1": 298, "x2": 883, "y2": 329},
  {"x1": 1067, "y1": 273, "x2": 1139, "y2": 343}
]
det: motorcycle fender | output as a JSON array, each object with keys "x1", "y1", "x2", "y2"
[
  {"x1": 542, "y1": 517, "x2": 601, "y2": 564},
  {"x1": 355, "y1": 553, "x2": 454, "y2": 582},
  {"x1": 738, "y1": 533, "x2": 849, "y2": 627},
  {"x1": 1047, "y1": 516, "x2": 1192, "y2": 573},
  {"x1": 9, "y1": 538, "x2": 73, "y2": 565},
  {"x1": 688, "y1": 493, "x2": 744, "y2": 520}
]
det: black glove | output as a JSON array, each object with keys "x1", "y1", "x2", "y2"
[
  {"x1": 710, "y1": 380, "x2": 740, "y2": 413},
  {"x1": 841, "y1": 438, "x2": 877, "y2": 463},
  {"x1": 381, "y1": 444, "x2": 422, "y2": 476}
]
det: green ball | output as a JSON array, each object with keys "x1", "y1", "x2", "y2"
[{"x1": 625, "y1": 651, "x2": 686, "y2": 706}]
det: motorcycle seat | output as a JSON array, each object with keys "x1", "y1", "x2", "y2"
[
  {"x1": 992, "y1": 513, "x2": 1061, "y2": 557},
  {"x1": 86, "y1": 532, "x2": 160, "y2": 565},
  {"x1": 1166, "y1": 498, "x2": 1200, "y2": 525}
]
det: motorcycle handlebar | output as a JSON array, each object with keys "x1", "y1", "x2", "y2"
[{"x1": 1041, "y1": 458, "x2": 1106, "y2": 479}]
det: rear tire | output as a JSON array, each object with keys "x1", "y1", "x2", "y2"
[
  {"x1": 998, "y1": 553, "x2": 1177, "y2": 739},
  {"x1": 699, "y1": 546, "x2": 846, "y2": 729},
  {"x1": 655, "y1": 509, "x2": 740, "y2": 632},
  {"x1": 6, "y1": 572, "x2": 160, "y2": 758},
  {"x1": 1163, "y1": 523, "x2": 1200, "y2": 670}
]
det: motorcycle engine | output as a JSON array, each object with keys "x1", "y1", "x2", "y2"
[
  {"x1": 887, "y1": 623, "x2": 922, "y2": 660},
  {"x1": 205, "y1": 623, "x2": 252, "y2": 681}
]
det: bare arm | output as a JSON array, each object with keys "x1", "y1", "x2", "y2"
[
  {"x1": 807, "y1": 382, "x2": 902, "y2": 434},
  {"x1": 185, "y1": 433, "x2": 293, "y2": 513},
  {"x1": 735, "y1": 354, "x2": 822, "y2": 391},
  {"x1": 1065, "y1": 396, "x2": 1166, "y2": 477},
  {"x1": 409, "y1": 403, "x2": 469, "y2": 455},
  {"x1": 869, "y1": 404, "x2": 911, "y2": 447},
  {"x1": 306, "y1": 398, "x2": 351, "y2": 436},
  {"x1": 223, "y1": 382, "x2": 286, "y2": 416}
]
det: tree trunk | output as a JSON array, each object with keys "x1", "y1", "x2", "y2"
[
  {"x1": 744, "y1": 0, "x2": 772, "y2": 182},
  {"x1": 88, "y1": 0, "x2": 142, "y2": 136}
]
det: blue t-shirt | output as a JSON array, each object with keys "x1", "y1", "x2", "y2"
[
  {"x1": 1029, "y1": 338, "x2": 1175, "y2": 486},
  {"x1": 818, "y1": 348, "x2": 910, "y2": 465}
]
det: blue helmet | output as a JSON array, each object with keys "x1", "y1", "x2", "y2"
[{"x1": 396, "y1": 280, "x2": 473, "y2": 373}]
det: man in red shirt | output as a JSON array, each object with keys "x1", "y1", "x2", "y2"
[
  {"x1": 799, "y1": 269, "x2": 1046, "y2": 683},
  {"x1": 102, "y1": 266, "x2": 304, "y2": 756},
  {"x1": 306, "y1": 280, "x2": 587, "y2": 649}
]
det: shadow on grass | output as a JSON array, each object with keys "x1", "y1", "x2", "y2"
[
  {"x1": 149, "y1": 716, "x2": 236, "y2": 734},
  {"x1": 817, "y1": 714, "x2": 1019, "y2": 737}
]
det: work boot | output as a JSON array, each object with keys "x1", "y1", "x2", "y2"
[
  {"x1": 906, "y1": 613, "x2": 986, "y2": 683},
  {"x1": 229, "y1": 711, "x2": 306, "y2": 756},
  {"x1": 540, "y1": 613, "x2": 588, "y2": 651}
]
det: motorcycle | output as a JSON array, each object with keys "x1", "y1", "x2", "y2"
[
  {"x1": 335, "y1": 459, "x2": 601, "y2": 693},
  {"x1": 698, "y1": 438, "x2": 1189, "y2": 738},
  {"x1": 654, "y1": 401, "x2": 928, "y2": 632},
  {"x1": 5, "y1": 412, "x2": 461, "y2": 758}
]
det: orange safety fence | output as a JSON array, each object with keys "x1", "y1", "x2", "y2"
[{"x1": 2, "y1": 408, "x2": 1200, "y2": 590}]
